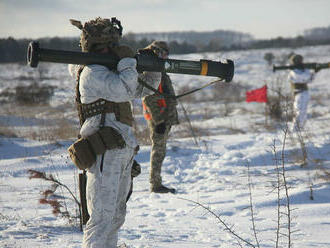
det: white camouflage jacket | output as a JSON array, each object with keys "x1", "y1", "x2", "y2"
[
  {"x1": 69, "y1": 58, "x2": 160, "y2": 149},
  {"x1": 288, "y1": 69, "x2": 314, "y2": 84}
]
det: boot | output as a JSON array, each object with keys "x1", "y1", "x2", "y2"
[{"x1": 151, "y1": 184, "x2": 176, "y2": 194}]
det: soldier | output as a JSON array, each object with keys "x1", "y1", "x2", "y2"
[
  {"x1": 288, "y1": 54, "x2": 315, "y2": 131},
  {"x1": 68, "y1": 17, "x2": 161, "y2": 248},
  {"x1": 141, "y1": 41, "x2": 179, "y2": 194}
]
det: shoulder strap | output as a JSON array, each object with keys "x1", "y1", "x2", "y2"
[
  {"x1": 76, "y1": 65, "x2": 85, "y2": 126},
  {"x1": 137, "y1": 76, "x2": 224, "y2": 100},
  {"x1": 76, "y1": 65, "x2": 85, "y2": 104}
]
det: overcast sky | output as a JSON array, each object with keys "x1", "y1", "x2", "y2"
[{"x1": 1, "y1": 0, "x2": 329, "y2": 40}]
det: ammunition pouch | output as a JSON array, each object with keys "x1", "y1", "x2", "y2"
[{"x1": 68, "y1": 127, "x2": 126, "y2": 170}]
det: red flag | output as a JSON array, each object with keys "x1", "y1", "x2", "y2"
[{"x1": 246, "y1": 85, "x2": 268, "y2": 103}]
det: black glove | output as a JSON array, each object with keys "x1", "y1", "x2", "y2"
[
  {"x1": 137, "y1": 48, "x2": 157, "y2": 57},
  {"x1": 131, "y1": 160, "x2": 141, "y2": 178},
  {"x1": 155, "y1": 122, "x2": 166, "y2": 134}
]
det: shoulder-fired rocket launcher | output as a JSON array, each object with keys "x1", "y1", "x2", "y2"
[
  {"x1": 27, "y1": 41, "x2": 234, "y2": 82},
  {"x1": 273, "y1": 62, "x2": 330, "y2": 72}
]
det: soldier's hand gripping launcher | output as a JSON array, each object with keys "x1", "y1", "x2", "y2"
[
  {"x1": 273, "y1": 62, "x2": 330, "y2": 72},
  {"x1": 27, "y1": 41, "x2": 234, "y2": 82}
]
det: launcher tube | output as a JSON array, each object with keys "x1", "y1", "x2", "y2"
[{"x1": 27, "y1": 41, "x2": 234, "y2": 82}]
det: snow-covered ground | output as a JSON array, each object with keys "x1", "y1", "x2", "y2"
[{"x1": 1, "y1": 45, "x2": 330, "y2": 248}]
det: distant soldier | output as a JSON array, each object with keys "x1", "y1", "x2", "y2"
[
  {"x1": 288, "y1": 54, "x2": 315, "y2": 131},
  {"x1": 68, "y1": 17, "x2": 161, "y2": 248},
  {"x1": 141, "y1": 41, "x2": 179, "y2": 194}
]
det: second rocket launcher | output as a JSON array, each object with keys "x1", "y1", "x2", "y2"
[
  {"x1": 27, "y1": 41, "x2": 234, "y2": 82},
  {"x1": 273, "y1": 62, "x2": 330, "y2": 72}
]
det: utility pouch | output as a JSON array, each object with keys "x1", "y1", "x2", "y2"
[
  {"x1": 86, "y1": 131, "x2": 106, "y2": 155},
  {"x1": 98, "y1": 127, "x2": 126, "y2": 149},
  {"x1": 68, "y1": 138, "x2": 96, "y2": 170},
  {"x1": 68, "y1": 127, "x2": 126, "y2": 170}
]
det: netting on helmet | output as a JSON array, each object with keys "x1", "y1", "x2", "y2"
[{"x1": 70, "y1": 17, "x2": 123, "y2": 52}]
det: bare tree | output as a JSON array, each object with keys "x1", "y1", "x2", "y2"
[{"x1": 180, "y1": 197, "x2": 257, "y2": 248}]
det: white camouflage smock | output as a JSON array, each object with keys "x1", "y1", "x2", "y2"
[
  {"x1": 69, "y1": 58, "x2": 160, "y2": 248},
  {"x1": 288, "y1": 68, "x2": 314, "y2": 131}
]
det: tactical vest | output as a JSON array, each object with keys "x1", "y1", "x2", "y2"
[
  {"x1": 142, "y1": 73, "x2": 179, "y2": 125},
  {"x1": 76, "y1": 66, "x2": 133, "y2": 127},
  {"x1": 291, "y1": 83, "x2": 308, "y2": 96},
  {"x1": 68, "y1": 65, "x2": 134, "y2": 171}
]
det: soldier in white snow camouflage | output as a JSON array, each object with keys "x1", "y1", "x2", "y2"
[
  {"x1": 69, "y1": 17, "x2": 161, "y2": 248},
  {"x1": 288, "y1": 54, "x2": 315, "y2": 131}
]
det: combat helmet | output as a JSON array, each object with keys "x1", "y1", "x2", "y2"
[
  {"x1": 70, "y1": 17, "x2": 123, "y2": 52},
  {"x1": 145, "y1": 40, "x2": 169, "y2": 57},
  {"x1": 289, "y1": 54, "x2": 304, "y2": 65}
]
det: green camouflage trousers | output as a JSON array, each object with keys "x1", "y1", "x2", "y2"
[{"x1": 148, "y1": 120, "x2": 172, "y2": 188}]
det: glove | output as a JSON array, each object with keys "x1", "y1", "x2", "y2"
[
  {"x1": 155, "y1": 122, "x2": 166, "y2": 134},
  {"x1": 113, "y1": 45, "x2": 135, "y2": 59},
  {"x1": 137, "y1": 48, "x2": 158, "y2": 58},
  {"x1": 131, "y1": 160, "x2": 141, "y2": 178}
]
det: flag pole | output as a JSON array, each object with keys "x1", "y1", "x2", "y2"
[
  {"x1": 265, "y1": 102, "x2": 268, "y2": 126},
  {"x1": 265, "y1": 84, "x2": 268, "y2": 126}
]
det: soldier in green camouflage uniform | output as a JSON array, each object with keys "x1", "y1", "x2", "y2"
[{"x1": 141, "y1": 41, "x2": 179, "y2": 194}]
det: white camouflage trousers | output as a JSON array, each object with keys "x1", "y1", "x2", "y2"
[
  {"x1": 82, "y1": 146, "x2": 135, "y2": 248},
  {"x1": 292, "y1": 90, "x2": 309, "y2": 131}
]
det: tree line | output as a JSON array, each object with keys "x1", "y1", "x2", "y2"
[
  {"x1": 1, "y1": 26, "x2": 330, "y2": 63},
  {"x1": 0, "y1": 36, "x2": 199, "y2": 64}
]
